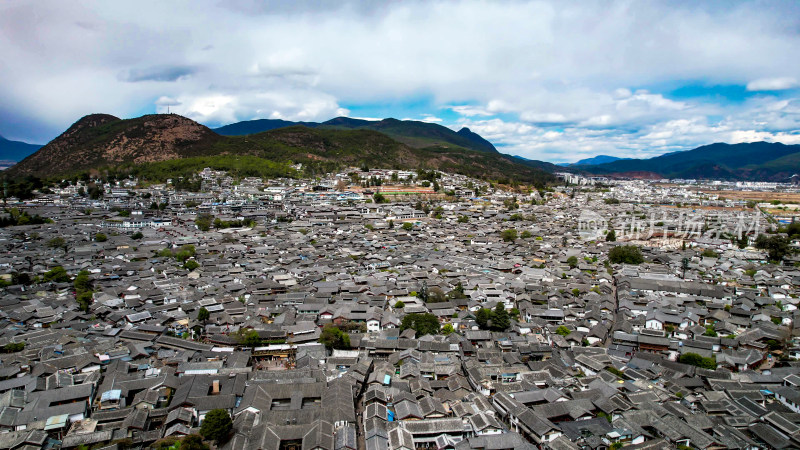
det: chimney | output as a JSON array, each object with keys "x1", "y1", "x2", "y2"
[{"x1": 212, "y1": 380, "x2": 220, "y2": 395}]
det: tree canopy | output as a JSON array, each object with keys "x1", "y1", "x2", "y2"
[
  {"x1": 754, "y1": 233, "x2": 791, "y2": 261},
  {"x1": 500, "y1": 229, "x2": 518, "y2": 242},
  {"x1": 400, "y1": 313, "x2": 440, "y2": 337},
  {"x1": 608, "y1": 245, "x2": 644, "y2": 265},
  {"x1": 43, "y1": 266, "x2": 69, "y2": 283},
  {"x1": 678, "y1": 352, "x2": 716, "y2": 370},
  {"x1": 474, "y1": 305, "x2": 511, "y2": 331},
  {"x1": 319, "y1": 324, "x2": 351, "y2": 350},
  {"x1": 197, "y1": 307, "x2": 210, "y2": 322},
  {"x1": 199, "y1": 409, "x2": 232, "y2": 443}
]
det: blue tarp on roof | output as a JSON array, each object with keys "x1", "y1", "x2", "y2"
[{"x1": 100, "y1": 389, "x2": 122, "y2": 402}]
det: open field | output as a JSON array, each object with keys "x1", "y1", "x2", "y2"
[{"x1": 696, "y1": 189, "x2": 800, "y2": 203}]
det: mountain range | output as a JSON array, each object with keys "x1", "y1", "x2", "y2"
[
  {"x1": 574, "y1": 142, "x2": 800, "y2": 181},
  {"x1": 557, "y1": 155, "x2": 630, "y2": 166},
  {"x1": 0, "y1": 134, "x2": 42, "y2": 163},
  {"x1": 214, "y1": 117, "x2": 499, "y2": 154},
  {"x1": 6, "y1": 112, "x2": 800, "y2": 184},
  {"x1": 5, "y1": 114, "x2": 556, "y2": 186}
]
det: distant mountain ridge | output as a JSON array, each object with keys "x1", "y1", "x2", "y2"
[
  {"x1": 0, "y1": 134, "x2": 42, "y2": 163},
  {"x1": 214, "y1": 117, "x2": 499, "y2": 154},
  {"x1": 571, "y1": 155, "x2": 630, "y2": 166},
  {"x1": 575, "y1": 142, "x2": 800, "y2": 181},
  {"x1": 6, "y1": 113, "x2": 555, "y2": 187}
]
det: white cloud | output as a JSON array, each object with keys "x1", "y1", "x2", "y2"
[
  {"x1": 154, "y1": 96, "x2": 181, "y2": 107},
  {"x1": 746, "y1": 77, "x2": 799, "y2": 91},
  {"x1": 729, "y1": 130, "x2": 800, "y2": 145},
  {"x1": 0, "y1": 0, "x2": 799, "y2": 158},
  {"x1": 449, "y1": 105, "x2": 493, "y2": 116},
  {"x1": 420, "y1": 115, "x2": 442, "y2": 123}
]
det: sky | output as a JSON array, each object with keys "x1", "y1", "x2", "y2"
[{"x1": 1, "y1": 0, "x2": 800, "y2": 163}]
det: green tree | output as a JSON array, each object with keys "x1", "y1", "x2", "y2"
[
  {"x1": 766, "y1": 339, "x2": 782, "y2": 351},
  {"x1": 566, "y1": 255, "x2": 578, "y2": 268},
  {"x1": 174, "y1": 245, "x2": 196, "y2": 263},
  {"x1": 393, "y1": 300, "x2": 405, "y2": 309},
  {"x1": 180, "y1": 435, "x2": 209, "y2": 450},
  {"x1": 441, "y1": 323, "x2": 455, "y2": 335},
  {"x1": 608, "y1": 245, "x2": 644, "y2": 265},
  {"x1": 678, "y1": 352, "x2": 716, "y2": 370},
  {"x1": 131, "y1": 231, "x2": 144, "y2": 240},
  {"x1": 754, "y1": 234, "x2": 791, "y2": 261},
  {"x1": 319, "y1": 324, "x2": 350, "y2": 349},
  {"x1": 373, "y1": 193, "x2": 388, "y2": 204},
  {"x1": 73, "y1": 269, "x2": 93, "y2": 311},
  {"x1": 11, "y1": 273, "x2": 31, "y2": 286},
  {"x1": 501, "y1": 229, "x2": 518, "y2": 242},
  {"x1": 240, "y1": 330, "x2": 262, "y2": 347},
  {"x1": 447, "y1": 282, "x2": 465, "y2": 299},
  {"x1": 199, "y1": 409, "x2": 232, "y2": 444},
  {"x1": 195, "y1": 213, "x2": 213, "y2": 231},
  {"x1": 555, "y1": 325, "x2": 571, "y2": 336},
  {"x1": 606, "y1": 230, "x2": 616, "y2": 242},
  {"x1": 402, "y1": 222, "x2": 413, "y2": 231},
  {"x1": 428, "y1": 287, "x2": 447, "y2": 303},
  {"x1": 700, "y1": 248, "x2": 717, "y2": 258},
  {"x1": 491, "y1": 303, "x2": 510, "y2": 331},
  {"x1": 73, "y1": 270, "x2": 91, "y2": 293},
  {"x1": 197, "y1": 307, "x2": 210, "y2": 323},
  {"x1": 2, "y1": 342, "x2": 25, "y2": 353},
  {"x1": 46, "y1": 237, "x2": 66, "y2": 249},
  {"x1": 95, "y1": 232, "x2": 107, "y2": 242},
  {"x1": 400, "y1": 313, "x2": 440, "y2": 337},
  {"x1": 475, "y1": 308, "x2": 492, "y2": 330},
  {"x1": 521, "y1": 230, "x2": 532, "y2": 239},
  {"x1": 76, "y1": 291, "x2": 93, "y2": 312},
  {"x1": 703, "y1": 325, "x2": 717, "y2": 337},
  {"x1": 184, "y1": 260, "x2": 200, "y2": 271},
  {"x1": 43, "y1": 266, "x2": 69, "y2": 283}
]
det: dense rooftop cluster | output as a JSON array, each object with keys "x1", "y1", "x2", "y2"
[{"x1": 0, "y1": 169, "x2": 798, "y2": 449}]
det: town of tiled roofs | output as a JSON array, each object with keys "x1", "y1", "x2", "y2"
[{"x1": 0, "y1": 168, "x2": 798, "y2": 449}]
